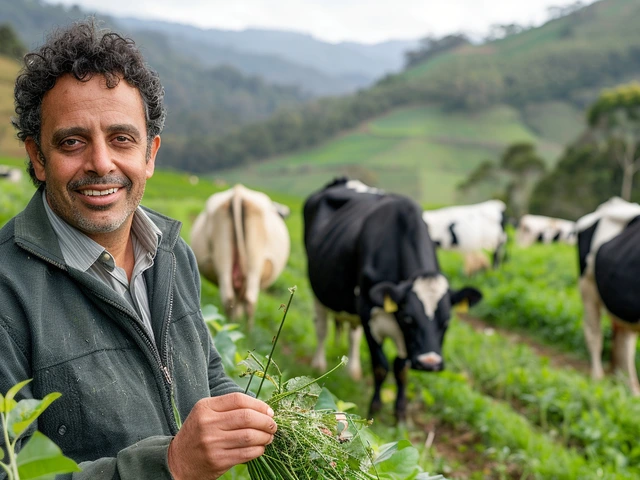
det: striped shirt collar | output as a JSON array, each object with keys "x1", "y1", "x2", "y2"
[{"x1": 41, "y1": 190, "x2": 162, "y2": 272}]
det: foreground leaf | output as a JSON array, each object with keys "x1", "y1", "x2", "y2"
[
  {"x1": 17, "y1": 431, "x2": 81, "y2": 479},
  {"x1": 4, "y1": 379, "x2": 32, "y2": 413},
  {"x1": 8, "y1": 393, "x2": 61, "y2": 440}
]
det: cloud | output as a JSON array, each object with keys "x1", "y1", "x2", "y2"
[{"x1": 45, "y1": 0, "x2": 596, "y2": 44}]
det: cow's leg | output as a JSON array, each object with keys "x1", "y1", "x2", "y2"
[
  {"x1": 347, "y1": 324, "x2": 363, "y2": 381},
  {"x1": 363, "y1": 328, "x2": 389, "y2": 419},
  {"x1": 217, "y1": 273, "x2": 236, "y2": 320},
  {"x1": 579, "y1": 276, "x2": 605, "y2": 380},
  {"x1": 230, "y1": 301, "x2": 244, "y2": 321},
  {"x1": 393, "y1": 357, "x2": 410, "y2": 424},
  {"x1": 611, "y1": 319, "x2": 640, "y2": 395},
  {"x1": 463, "y1": 251, "x2": 489, "y2": 276},
  {"x1": 243, "y1": 274, "x2": 261, "y2": 331},
  {"x1": 610, "y1": 322, "x2": 621, "y2": 374},
  {"x1": 493, "y1": 236, "x2": 507, "y2": 268},
  {"x1": 311, "y1": 298, "x2": 329, "y2": 373}
]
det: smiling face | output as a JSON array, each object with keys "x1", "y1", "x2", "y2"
[{"x1": 25, "y1": 74, "x2": 160, "y2": 244}]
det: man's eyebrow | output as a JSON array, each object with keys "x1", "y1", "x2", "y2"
[
  {"x1": 107, "y1": 124, "x2": 142, "y2": 139},
  {"x1": 51, "y1": 127, "x2": 90, "y2": 146}
]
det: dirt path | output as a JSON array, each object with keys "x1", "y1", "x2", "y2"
[
  {"x1": 410, "y1": 416, "x2": 526, "y2": 480},
  {"x1": 407, "y1": 313, "x2": 593, "y2": 479}
]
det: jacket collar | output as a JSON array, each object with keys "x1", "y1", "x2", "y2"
[{"x1": 14, "y1": 186, "x2": 183, "y2": 267}]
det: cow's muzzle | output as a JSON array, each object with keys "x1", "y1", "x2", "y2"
[{"x1": 414, "y1": 352, "x2": 444, "y2": 372}]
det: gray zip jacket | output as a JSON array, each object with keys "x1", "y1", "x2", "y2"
[{"x1": 0, "y1": 188, "x2": 243, "y2": 479}]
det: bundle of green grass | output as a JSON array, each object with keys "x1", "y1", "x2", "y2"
[
  {"x1": 236, "y1": 287, "x2": 445, "y2": 480},
  {"x1": 243, "y1": 355, "x2": 368, "y2": 479},
  {"x1": 241, "y1": 354, "x2": 445, "y2": 479}
]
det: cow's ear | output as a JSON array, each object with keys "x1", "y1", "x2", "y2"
[
  {"x1": 369, "y1": 282, "x2": 402, "y2": 311},
  {"x1": 449, "y1": 287, "x2": 483, "y2": 308}
]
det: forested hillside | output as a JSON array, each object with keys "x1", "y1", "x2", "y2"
[{"x1": 0, "y1": 0, "x2": 310, "y2": 141}]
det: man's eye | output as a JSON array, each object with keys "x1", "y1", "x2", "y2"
[
  {"x1": 62, "y1": 139, "x2": 79, "y2": 147},
  {"x1": 114, "y1": 135, "x2": 130, "y2": 143}
]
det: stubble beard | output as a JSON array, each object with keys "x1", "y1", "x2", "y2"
[{"x1": 45, "y1": 176, "x2": 144, "y2": 235}]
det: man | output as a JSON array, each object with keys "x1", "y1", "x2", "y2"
[{"x1": 0, "y1": 20, "x2": 276, "y2": 480}]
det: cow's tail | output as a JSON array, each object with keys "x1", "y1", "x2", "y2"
[{"x1": 231, "y1": 185, "x2": 247, "y2": 295}]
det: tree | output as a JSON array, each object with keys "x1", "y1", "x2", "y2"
[
  {"x1": 0, "y1": 23, "x2": 26, "y2": 59},
  {"x1": 587, "y1": 82, "x2": 640, "y2": 201},
  {"x1": 485, "y1": 23, "x2": 529, "y2": 42},
  {"x1": 546, "y1": 1, "x2": 585, "y2": 20},
  {"x1": 404, "y1": 34, "x2": 470, "y2": 69},
  {"x1": 457, "y1": 143, "x2": 546, "y2": 218}
]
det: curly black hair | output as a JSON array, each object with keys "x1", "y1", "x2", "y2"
[{"x1": 12, "y1": 18, "x2": 166, "y2": 187}]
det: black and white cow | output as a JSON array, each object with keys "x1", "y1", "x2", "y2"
[
  {"x1": 577, "y1": 197, "x2": 640, "y2": 395},
  {"x1": 516, "y1": 214, "x2": 576, "y2": 247},
  {"x1": 422, "y1": 200, "x2": 508, "y2": 276},
  {"x1": 303, "y1": 178, "x2": 482, "y2": 422}
]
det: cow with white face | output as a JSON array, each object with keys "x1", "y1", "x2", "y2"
[
  {"x1": 190, "y1": 184, "x2": 290, "y2": 329},
  {"x1": 577, "y1": 197, "x2": 640, "y2": 395},
  {"x1": 304, "y1": 178, "x2": 482, "y2": 422},
  {"x1": 516, "y1": 214, "x2": 576, "y2": 247},
  {"x1": 422, "y1": 200, "x2": 507, "y2": 276}
]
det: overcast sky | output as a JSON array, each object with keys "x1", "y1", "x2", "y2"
[{"x1": 43, "y1": 0, "x2": 596, "y2": 44}]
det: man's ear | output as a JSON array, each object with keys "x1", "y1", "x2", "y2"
[
  {"x1": 25, "y1": 137, "x2": 46, "y2": 182},
  {"x1": 145, "y1": 135, "x2": 161, "y2": 179}
]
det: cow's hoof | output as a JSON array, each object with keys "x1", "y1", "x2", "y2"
[{"x1": 369, "y1": 400, "x2": 382, "y2": 419}]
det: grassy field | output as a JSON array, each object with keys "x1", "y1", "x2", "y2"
[
  {"x1": 0, "y1": 56, "x2": 23, "y2": 158},
  {"x1": 4, "y1": 163, "x2": 640, "y2": 478},
  {"x1": 214, "y1": 102, "x2": 571, "y2": 206}
]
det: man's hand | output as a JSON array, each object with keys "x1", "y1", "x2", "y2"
[{"x1": 167, "y1": 392, "x2": 276, "y2": 479}]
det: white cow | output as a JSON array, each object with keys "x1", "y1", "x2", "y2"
[
  {"x1": 516, "y1": 214, "x2": 576, "y2": 247},
  {"x1": 190, "y1": 184, "x2": 290, "y2": 329},
  {"x1": 577, "y1": 197, "x2": 640, "y2": 395},
  {"x1": 422, "y1": 200, "x2": 507, "y2": 276},
  {"x1": 0, "y1": 165, "x2": 22, "y2": 183}
]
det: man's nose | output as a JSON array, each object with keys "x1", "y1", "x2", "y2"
[{"x1": 86, "y1": 141, "x2": 115, "y2": 176}]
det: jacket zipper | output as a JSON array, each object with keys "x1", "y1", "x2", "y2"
[
  {"x1": 21, "y1": 244, "x2": 179, "y2": 433},
  {"x1": 94, "y1": 294, "x2": 179, "y2": 433}
]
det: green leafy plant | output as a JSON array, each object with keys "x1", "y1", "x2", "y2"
[{"x1": 1, "y1": 379, "x2": 80, "y2": 480}]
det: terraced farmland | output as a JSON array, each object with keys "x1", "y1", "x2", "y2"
[{"x1": 213, "y1": 102, "x2": 577, "y2": 206}]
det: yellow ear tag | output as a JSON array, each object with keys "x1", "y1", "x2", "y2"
[
  {"x1": 454, "y1": 298, "x2": 469, "y2": 314},
  {"x1": 383, "y1": 294, "x2": 398, "y2": 313}
]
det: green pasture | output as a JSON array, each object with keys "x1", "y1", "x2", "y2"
[
  {"x1": 367, "y1": 105, "x2": 535, "y2": 144},
  {"x1": 521, "y1": 101, "x2": 585, "y2": 146},
  {"x1": 215, "y1": 103, "x2": 564, "y2": 205},
  {"x1": 3, "y1": 166, "x2": 640, "y2": 478}
]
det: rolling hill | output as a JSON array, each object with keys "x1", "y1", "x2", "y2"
[
  {"x1": 115, "y1": 18, "x2": 417, "y2": 95},
  {"x1": 6, "y1": 0, "x2": 417, "y2": 96},
  {"x1": 194, "y1": 0, "x2": 640, "y2": 205}
]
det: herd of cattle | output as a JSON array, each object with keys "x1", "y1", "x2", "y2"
[{"x1": 190, "y1": 178, "x2": 640, "y2": 421}]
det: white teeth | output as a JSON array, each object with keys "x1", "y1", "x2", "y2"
[{"x1": 81, "y1": 187, "x2": 119, "y2": 196}]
